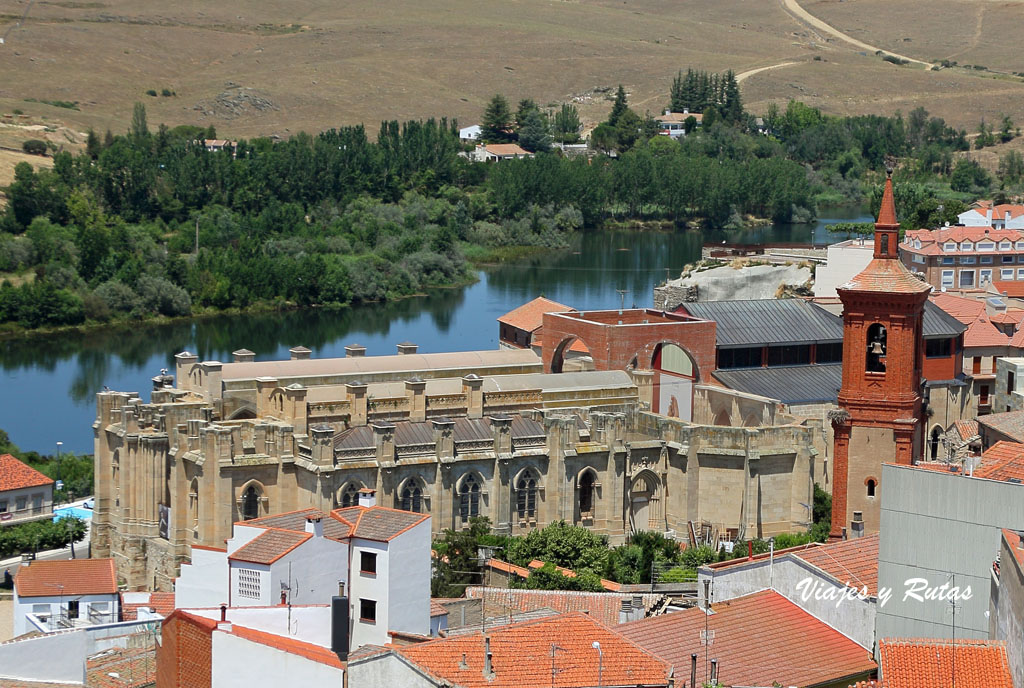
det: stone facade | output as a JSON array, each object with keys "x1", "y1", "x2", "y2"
[{"x1": 93, "y1": 349, "x2": 820, "y2": 590}]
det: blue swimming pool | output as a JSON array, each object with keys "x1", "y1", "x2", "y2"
[{"x1": 53, "y1": 505, "x2": 93, "y2": 522}]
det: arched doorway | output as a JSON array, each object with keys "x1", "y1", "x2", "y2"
[
  {"x1": 630, "y1": 472, "x2": 660, "y2": 533},
  {"x1": 577, "y1": 469, "x2": 597, "y2": 524},
  {"x1": 550, "y1": 337, "x2": 592, "y2": 374}
]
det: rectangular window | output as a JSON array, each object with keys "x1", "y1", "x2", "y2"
[
  {"x1": 717, "y1": 347, "x2": 762, "y2": 369},
  {"x1": 981, "y1": 269, "x2": 993, "y2": 285},
  {"x1": 981, "y1": 256, "x2": 994, "y2": 265},
  {"x1": 1003, "y1": 255, "x2": 1016, "y2": 264},
  {"x1": 978, "y1": 242, "x2": 995, "y2": 252},
  {"x1": 360, "y1": 599, "x2": 377, "y2": 623},
  {"x1": 944, "y1": 242, "x2": 957, "y2": 252},
  {"x1": 766, "y1": 344, "x2": 811, "y2": 367},
  {"x1": 15, "y1": 497, "x2": 26, "y2": 511},
  {"x1": 960, "y1": 270, "x2": 975, "y2": 288},
  {"x1": 961, "y1": 257, "x2": 976, "y2": 265},
  {"x1": 1000, "y1": 241, "x2": 1012, "y2": 250},
  {"x1": 1017, "y1": 241, "x2": 1024, "y2": 250},
  {"x1": 962, "y1": 242, "x2": 974, "y2": 251},
  {"x1": 0, "y1": 501, "x2": 7, "y2": 513},
  {"x1": 941, "y1": 270, "x2": 955, "y2": 287},
  {"x1": 925, "y1": 338, "x2": 950, "y2": 358},
  {"x1": 237, "y1": 568, "x2": 262, "y2": 599},
  {"x1": 1018, "y1": 269, "x2": 1024, "y2": 280},
  {"x1": 816, "y1": 342, "x2": 843, "y2": 364},
  {"x1": 973, "y1": 357, "x2": 982, "y2": 375},
  {"x1": 1002, "y1": 269, "x2": 1015, "y2": 280},
  {"x1": 32, "y1": 494, "x2": 42, "y2": 513},
  {"x1": 980, "y1": 384, "x2": 991, "y2": 405},
  {"x1": 360, "y1": 551, "x2": 377, "y2": 575},
  {"x1": 913, "y1": 254, "x2": 925, "y2": 264},
  {"x1": 1009, "y1": 371, "x2": 1016, "y2": 394},
  {"x1": 942, "y1": 256, "x2": 955, "y2": 265}
]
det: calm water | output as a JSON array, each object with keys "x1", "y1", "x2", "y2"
[{"x1": 1, "y1": 209, "x2": 869, "y2": 454}]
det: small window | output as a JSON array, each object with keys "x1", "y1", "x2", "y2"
[
  {"x1": 238, "y1": 568, "x2": 262, "y2": 599},
  {"x1": 1008, "y1": 371, "x2": 1015, "y2": 394},
  {"x1": 941, "y1": 270, "x2": 954, "y2": 287},
  {"x1": 973, "y1": 357, "x2": 982, "y2": 375},
  {"x1": 1018, "y1": 269, "x2": 1024, "y2": 280},
  {"x1": 961, "y1": 257, "x2": 976, "y2": 265},
  {"x1": 978, "y1": 241, "x2": 995, "y2": 252},
  {"x1": 942, "y1": 256, "x2": 955, "y2": 265},
  {"x1": 360, "y1": 599, "x2": 377, "y2": 623},
  {"x1": 981, "y1": 269, "x2": 993, "y2": 285},
  {"x1": 1000, "y1": 241, "x2": 1012, "y2": 250},
  {"x1": 0, "y1": 501, "x2": 7, "y2": 513},
  {"x1": 980, "y1": 384, "x2": 991, "y2": 405},
  {"x1": 16, "y1": 497, "x2": 26, "y2": 511},
  {"x1": 925, "y1": 338, "x2": 950, "y2": 358},
  {"x1": 981, "y1": 256, "x2": 994, "y2": 265},
  {"x1": 960, "y1": 270, "x2": 975, "y2": 288},
  {"x1": 866, "y1": 480, "x2": 876, "y2": 498},
  {"x1": 913, "y1": 254, "x2": 926, "y2": 264},
  {"x1": 1003, "y1": 269, "x2": 1015, "y2": 280},
  {"x1": 360, "y1": 551, "x2": 377, "y2": 575},
  {"x1": 944, "y1": 242, "x2": 957, "y2": 252},
  {"x1": 1016, "y1": 241, "x2": 1024, "y2": 250},
  {"x1": 1003, "y1": 255, "x2": 1016, "y2": 264},
  {"x1": 962, "y1": 241, "x2": 974, "y2": 251}
]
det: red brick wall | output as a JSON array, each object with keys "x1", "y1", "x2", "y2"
[{"x1": 157, "y1": 612, "x2": 213, "y2": 688}]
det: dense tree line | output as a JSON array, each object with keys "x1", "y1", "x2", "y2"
[{"x1": 669, "y1": 68, "x2": 743, "y2": 123}]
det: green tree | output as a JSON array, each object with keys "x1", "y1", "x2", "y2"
[
  {"x1": 85, "y1": 128, "x2": 102, "y2": 159},
  {"x1": 506, "y1": 520, "x2": 610, "y2": 575},
  {"x1": 431, "y1": 517, "x2": 495, "y2": 597},
  {"x1": 482, "y1": 94, "x2": 513, "y2": 142},
  {"x1": 515, "y1": 98, "x2": 539, "y2": 128},
  {"x1": 608, "y1": 85, "x2": 629, "y2": 127},
  {"x1": 130, "y1": 102, "x2": 150, "y2": 141},
  {"x1": 522, "y1": 562, "x2": 604, "y2": 591},
  {"x1": 999, "y1": 150, "x2": 1024, "y2": 185},
  {"x1": 517, "y1": 110, "x2": 551, "y2": 153},
  {"x1": 553, "y1": 104, "x2": 581, "y2": 144}
]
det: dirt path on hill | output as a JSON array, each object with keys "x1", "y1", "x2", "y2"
[
  {"x1": 736, "y1": 61, "x2": 800, "y2": 83},
  {"x1": 779, "y1": 0, "x2": 932, "y2": 68}
]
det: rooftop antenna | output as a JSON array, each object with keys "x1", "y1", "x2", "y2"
[{"x1": 550, "y1": 643, "x2": 567, "y2": 688}]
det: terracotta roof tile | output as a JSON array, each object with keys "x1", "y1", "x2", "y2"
[
  {"x1": 398, "y1": 612, "x2": 671, "y2": 688},
  {"x1": 229, "y1": 624, "x2": 345, "y2": 669},
  {"x1": 498, "y1": 297, "x2": 574, "y2": 332},
  {"x1": 979, "y1": 410, "x2": 1024, "y2": 443},
  {"x1": 617, "y1": 591, "x2": 877, "y2": 688},
  {"x1": 330, "y1": 505, "x2": 428, "y2": 542},
  {"x1": 430, "y1": 599, "x2": 448, "y2": 618},
  {"x1": 930, "y1": 292, "x2": 986, "y2": 325},
  {"x1": 903, "y1": 227, "x2": 1024, "y2": 255},
  {"x1": 0, "y1": 454, "x2": 54, "y2": 492},
  {"x1": 525, "y1": 559, "x2": 621, "y2": 591},
  {"x1": 793, "y1": 533, "x2": 879, "y2": 595},
  {"x1": 120, "y1": 591, "x2": 176, "y2": 620},
  {"x1": 989, "y1": 309, "x2": 1024, "y2": 325},
  {"x1": 14, "y1": 558, "x2": 118, "y2": 597},
  {"x1": 242, "y1": 508, "x2": 352, "y2": 541},
  {"x1": 991, "y1": 280, "x2": 1024, "y2": 299},
  {"x1": 954, "y1": 419, "x2": 979, "y2": 441},
  {"x1": 86, "y1": 645, "x2": 156, "y2": 688},
  {"x1": 228, "y1": 528, "x2": 311, "y2": 565},
  {"x1": 483, "y1": 143, "x2": 532, "y2": 157},
  {"x1": 465, "y1": 586, "x2": 662, "y2": 628},
  {"x1": 964, "y1": 316, "x2": 1010, "y2": 348},
  {"x1": 974, "y1": 440, "x2": 1024, "y2": 482},
  {"x1": 962, "y1": 203, "x2": 1024, "y2": 221},
  {"x1": 878, "y1": 638, "x2": 1013, "y2": 688},
  {"x1": 839, "y1": 258, "x2": 931, "y2": 295},
  {"x1": 1001, "y1": 528, "x2": 1024, "y2": 569}
]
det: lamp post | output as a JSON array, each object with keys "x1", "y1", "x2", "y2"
[
  {"x1": 55, "y1": 442, "x2": 63, "y2": 506},
  {"x1": 592, "y1": 641, "x2": 603, "y2": 687}
]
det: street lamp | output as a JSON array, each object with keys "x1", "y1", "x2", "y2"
[
  {"x1": 592, "y1": 641, "x2": 603, "y2": 687},
  {"x1": 55, "y1": 442, "x2": 63, "y2": 506}
]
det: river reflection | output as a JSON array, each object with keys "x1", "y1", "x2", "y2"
[{"x1": 0, "y1": 209, "x2": 868, "y2": 453}]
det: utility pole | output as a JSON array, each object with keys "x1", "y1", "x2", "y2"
[{"x1": 616, "y1": 289, "x2": 629, "y2": 313}]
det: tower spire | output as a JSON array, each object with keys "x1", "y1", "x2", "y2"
[{"x1": 873, "y1": 165, "x2": 899, "y2": 259}]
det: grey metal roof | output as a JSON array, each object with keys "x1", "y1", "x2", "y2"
[
  {"x1": 922, "y1": 301, "x2": 967, "y2": 338},
  {"x1": 713, "y1": 363, "x2": 842, "y2": 404},
  {"x1": 454, "y1": 417, "x2": 492, "y2": 442},
  {"x1": 679, "y1": 300, "x2": 843, "y2": 348}
]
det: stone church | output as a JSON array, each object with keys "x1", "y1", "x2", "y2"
[{"x1": 93, "y1": 310, "x2": 826, "y2": 590}]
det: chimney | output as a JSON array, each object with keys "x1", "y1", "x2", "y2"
[
  {"x1": 851, "y1": 511, "x2": 864, "y2": 539},
  {"x1": 691, "y1": 654, "x2": 698, "y2": 688},
  {"x1": 346, "y1": 381, "x2": 368, "y2": 427},
  {"x1": 345, "y1": 343, "x2": 366, "y2": 358},
  {"x1": 665, "y1": 108, "x2": 671, "y2": 116},
  {"x1": 232, "y1": 349, "x2": 255, "y2": 363},
  {"x1": 397, "y1": 342, "x2": 418, "y2": 355},
  {"x1": 619, "y1": 597, "x2": 633, "y2": 624},
  {"x1": 463, "y1": 374, "x2": 484, "y2": 419},
  {"x1": 289, "y1": 346, "x2": 312, "y2": 361},
  {"x1": 220, "y1": 604, "x2": 227, "y2": 622},
  {"x1": 331, "y1": 596, "x2": 350, "y2": 661},
  {"x1": 632, "y1": 595, "x2": 644, "y2": 616},
  {"x1": 305, "y1": 516, "x2": 324, "y2": 538},
  {"x1": 217, "y1": 603, "x2": 231, "y2": 631},
  {"x1": 483, "y1": 635, "x2": 494, "y2": 678},
  {"x1": 748, "y1": 540, "x2": 753, "y2": 560},
  {"x1": 358, "y1": 488, "x2": 377, "y2": 508},
  {"x1": 406, "y1": 378, "x2": 427, "y2": 422}
]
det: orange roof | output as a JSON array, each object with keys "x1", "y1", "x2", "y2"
[
  {"x1": 989, "y1": 308, "x2": 1024, "y2": 325},
  {"x1": 465, "y1": 587, "x2": 661, "y2": 628},
  {"x1": 121, "y1": 591, "x2": 176, "y2": 620},
  {"x1": 992, "y1": 280, "x2": 1024, "y2": 299},
  {"x1": 230, "y1": 623, "x2": 345, "y2": 669},
  {"x1": 617, "y1": 591, "x2": 877, "y2": 688},
  {"x1": 963, "y1": 203, "x2": 1024, "y2": 221},
  {"x1": 397, "y1": 612, "x2": 671, "y2": 688},
  {"x1": 974, "y1": 440, "x2": 1024, "y2": 482},
  {"x1": 331, "y1": 504, "x2": 429, "y2": 542},
  {"x1": 903, "y1": 226, "x2": 1024, "y2": 255},
  {"x1": 876, "y1": 177, "x2": 898, "y2": 228},
  {"x1": 794, "y1": 533, "x2": 879, "y2": 595},
  {"x1": 953, "y1": 419, "x2": 979, "y2": 442},
  {"x1": 930, "y1": 292, "x2": 986, "y2": 325},
  {"x1": 484, "y1": 143, "x2": 531, "y2": 157},
  {"x1": 530, "y1": 327, "x2": 590, "y2": 353},
  {"x1": 878, "y1": 638, "x2": 1013, "y2": 688},
  {"x1": 430, "y1": 599, "x2": 448, "y2": 618},
  {"x1": 526, "y1": 559, "x2": 621, "y2": 591},
  {"x1": 1001, "y1": 528, "x2": 1024, "y2": 569},
  {"x1": 228, "y1": 528, "x2": 311, "y2": 565},
  {"x1": 14, "y1": 559, "x2": 118, "y2": 597},
  {"x1": 964, "y1": 316, "x2": 1010, "y2": 348},
  {"x1": 86, "y1": 645, "x2": 156, "y2": 688},
  {"x1": 0, "y1": 454, "x2": 54, "y2": 492},
  {"x1": 484, "y1": 557, "x2": 532, "y2": 578},
  {"x1": 498, "y1": 297, "x2": 574, "y2": 332}
]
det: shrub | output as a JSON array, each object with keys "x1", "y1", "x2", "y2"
[
  {"x1": 160, "y1": 88, "x2": 174, "y2": 97},
  {"x1": 93, "y1": 280, "x2": 142, "y2": 314},
  {"x1": 0, "y1": 517, "x2": 87, "y2": 558},
  {"x1": 21, "y1": 139, "x2": 47, "y2": 156},
  {"x1": 146, "y1": 89, "x2": 158, "y2": 97},
  {"x1": 136, "y1": 274, "x2": 191, "y2": 316}
]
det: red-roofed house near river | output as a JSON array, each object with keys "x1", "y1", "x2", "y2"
[{"x1": 0, "y1": 453, "x2": 54, "y2": 525}]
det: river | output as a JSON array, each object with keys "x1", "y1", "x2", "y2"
[{"x1": 0, "y1": 208, "x2": 870, "y2": 454}]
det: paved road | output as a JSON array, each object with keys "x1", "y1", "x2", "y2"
[{"x1": 780, "y1": 0, "x2": 932, "y2": 68}]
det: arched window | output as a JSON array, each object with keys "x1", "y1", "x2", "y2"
[
  {"x1": 867, "y1": 479, "x2": 877, "y2": 498},
  {"x1": 516, "y1": 470, "x2": 538, "y2": 521},
  {"x1": 400, "y1": 481, "x2": 424, "y2": 513},
  {"x1": 579, "y1": 471, "x2": 595, "y2": 519},
  {"x1": 713, "y1": 410, "x2": 731, "y2": 427},
  {"x1": 880, "y1": 233, "x2": 889, "y2": 256},
  {"x1": 929, "y1": 427, "x2": 942, "y2": 460},
  {"x1": 866, "y1": 323, "x2": 887, "y2": 373},
  {"x1": 339, "y1": 483, "x2": 360, "y2": 508},
  {"x1": 242, "y1": 485, "x2": 261, "y2": 521},
  {"x1": 459, "y1": 474, "x2": 480, "y2": 523},
  {"x1": 189, "y1": 479, "x2": 199, "y2": 530}
]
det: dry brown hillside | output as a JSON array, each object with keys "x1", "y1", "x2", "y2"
[{"x1": 0, "y1": 0, "x2": 1022, "y2": 139}]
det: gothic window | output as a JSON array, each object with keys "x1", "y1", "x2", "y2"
[
  {"x1": 339, "y1": 483, "x2": 360, "y2": 508},
  {"x1": 929, "y1": 427, "x2": 942, "y2": 460},
  {"x1": 579, "y1": 471, "x2": 595, "y2": 518},
  {"x1": 866, "y1": 479, "x2": 877, "y2": 498},
  {"x1": 459, "y1": 474, "x2": 480, "y2": 523},
  {"x1": 516, "y1": 470, "x2": 538, "y2": 520},
  {"x1": 241, "y1": 485, "x2": 261, "y2": 521},
  {"x1": 866, "y1": 323, "x2": 887, "y2": 373},
  {"x1": 399, "y1": 480, "x2": 424, "y2": 513},
  {"x1": 189, "y1": 479, "x2": 199, "y2": 530}
]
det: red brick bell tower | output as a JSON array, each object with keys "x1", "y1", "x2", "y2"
[{"x1": 829, "y1": 173, "x2": 931, "y2": 540}]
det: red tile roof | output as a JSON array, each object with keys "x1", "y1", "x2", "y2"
[
  {"x1": 430, "y1": 599, "x2": 448, "y2": 618},
  {"x1": 398, "y1": 612, "x2": 671, "y2": 688},
  {"x1": 526, "y1": 559, "x2": 622, "y2": 591},
  {"x1": 331, "y1": 505, "x2": 429, "y2": 542},
  {"x1": 86, "y1": 645, "x2": 156, "y2": 688},
  {"x1": 974, "y1": 440, "x2": 1024, "y2": 482},
  {"x1": 953, "y1": 419, "x2": 979, "y2": 442},
  {"x1": 794, "y1": 533, "x2": 879, "y2": 595},
  {"x1": 483, "y1": 143, "x2": 532, "y2": 157},
  {"x1": 229, "y1": 528, "x2": 311, "y2": 565},
  {"x1": 617, "y1": 591, "x2": 877, "y2": 688},
  {"x1": 229, "y1": 623, "x2": 345, "y2": 669},
  {"x1": 0, "y1": 454, "x2": 54, "y2": 492},
  {"x1": 963, "y1": 203, "x2": 1024, "y2": 222},
  {"x1": 989, "y1": 308, "x2": 1024, "y2": 325},
  {"x1": 840, "y1": 257, "x2": 931, "y2": 295},
  {"x1": 878, "y1": 638, "x2": 1013, "y2": 688},
  {"x1": 903, "y1": 226, "x2": 1024, "y2": 256},
  {"x1": 498, "y1": 297, "x2": 574, "y2": 332},
  {"x1": 964, "y1": 316, "x2": 1010, "y2": 348},
  {"x1": 991, "y1": 280, "x2": 1024, "y2": 299},
  {"x1": 121, "y1": 591, "x2": 176, "y2": 620},
  {"x1": 1001, "y1": 528, "x2": 1024, "y2": 569},
  {"x1": 14, "y1": 558, "x2": 118, "y2": 597},
  {"x1": 978, "y1": 409, "x2": 1024, "y2": 443},
  {"x1": 465, "y1": 586, "x2": 662, "y2": 628},
  {"x1": 930, "y1": 292, "x2": 986, "y2": 325}
]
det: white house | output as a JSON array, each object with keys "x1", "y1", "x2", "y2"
[
  {"x1": 813, "y1": 236, "x2": 876, "y2": 298},
  {"x1": 0, "y1": 453, "x2": 54, "y2": 525},
  {"x1": 655, "y1": 109, "x2": 702, "y2": 139},
  {"x1": 959, "y1": 202, "x2": 1024, "y2": 230},
  {"x1": 469, "y1": 143, "x2": 533, "y2": 162},
  {"x1": 175, "y1": 489, "x2": 431, "y2": 649},
  {"x1": 459, "y1": 125, "x2": 482, "y2": 143},
  {"x1": 12, "y1": 558, "x2": 120, "y2": 636}
]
